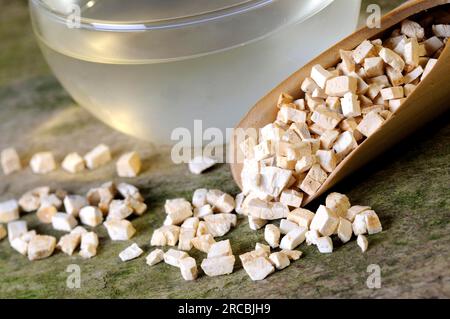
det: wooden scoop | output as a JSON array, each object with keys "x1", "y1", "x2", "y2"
[{"x1": 230, "y1": 0, "x2": 450, "y2": 206}]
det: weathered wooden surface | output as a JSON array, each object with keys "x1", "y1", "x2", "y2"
[{"x1": 0, "y1": 0, "x2": 449, "y2": 298}]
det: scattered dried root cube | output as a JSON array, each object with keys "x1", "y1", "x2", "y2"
[
  {"x1": 188, "y1": 156, "x2": 217, "y2": 175},
  {"x1": 61, "y1": 152, "x2": 85, "y2": 174},
  {"x1": 0, "y1": 199, "x2": 19, "y2": 223},
  {"x1": 79, "y1": 231, "x2": 99, "y2": 259},
  {"x1": 27, "y1": 235, "x2": 56, "y2": 261},
  {"x1": 281, "y1": 249, "x2": 302, "y2": 261},
  {"x1": 57, "y1": 233, "x2": 81, "y2": 256},
  {"x1": 235, "y1": 192, "x2": 245, "y2": 215},
  {"x1": 192, "y1": 188, "x2": 208, "y2": 208},
  {"x1": 30, "y1": 152, "x2": 57, "y2": 174},
  {"x1": 19, "y1": 187, "x2": 49, "y2": 212},
  {"x1": 164, "y1": 198, "x2": 193, "y2": 225},
  {"x1": 241, "y1": 254, "x2": 274, "y2": 281},
  {"x1": 279, "y1": 227, "x2": 307, "y2": 250},
  {"x1": 146, "y1": 249, "x2": 164, "y2": 266},
  {"x1": 306, "y1": 229, "x2": 320, "y2": 246},
  {"x1": 310, "y1": 205, "x2": 339, "y2": 237},
  {"x1": 52, "y1": 213, "x2": 78, "y2": 232},
  {"x1": 79, "y1": 206, "x2": 103, "y2": 227},
  {"x1": 204, "y1": 213, "x2": 236, "y2": 237},
  {"x1": 116, "y1": 151, "x2": 141, "y2": 177},
  {"x1": 179, "y1": 256, "x2": 198, "y2": 281},
  {"x1": 193, "y1": 204, "x2": 214, "y2": 219},
  {"x1": 117, "y1": 182, "x2": 143, "y2": 202},
  {"x1": 280, "y1": 189, "x2": 303, "y2": 208},
  {"x1": 337, "y1": 217, "x2": 353, "y2": 244},
  {"x1": 84, "y1": 144, "x2": 111, "y2": 170},
  {"x1": 316, "y1": 236, "x2": 333, "y2": 254},
  {"x1": 287, "y1": 208, "x2": 315, "y2": 228},
  {"x1": 107, "y1": 199, "x2": 133, "y2": 220},
  {"x1": 63, "y1": 195, "x2": 88, "y2": 217},
  {"x1": 363, "y1": 210, "x2": 382, "y2": 235},
  {"x1": 11, "y1": 236, "x2": 29, "y2": 255},
  {"x1": 345, "y1": 205, "x2": 371, "y2": 222},
  {"x1": 201, "y1": 255, "x2": 235, "y2": 277},
  {"x1": 326, "y1": 192, "x2": 351, "y2": 218},
  {"x1": 207, "y1": 239, "x2": 232, "y2": 258},
  {"x1": 127, "y1": 197, "x2": 147, "y2": 216},
  {"x1": 104, "y1": 219, "x2": 136, "y2": 240},
  {"x1": 264, "y1": 224, "x2": 280, "y2": 248},
  {"x1": 357, "y1": 234, "x2": 369, "y2": 253},
  {"x1": 36, "y1": 205, "x2": 57, "y2": 224},
  {"x1": 178, "y1": 228, "x2": 196, "y2": 251},
  {"x1": 311, "y1": 107, "x2": 344, "y2": 130},
  {"x1": 1, "y1": 148, "x2": 21, "y2": 175},
  {"x1": 248, "y1": 215, "x2": 268, "y2": 231},
  {"x1": 352, "y1": 214, "x2": 367, "y2": 236},
  {"x1": 164, "y1": 249, "x2": 189, "y2": 267},
  {"x1": 255, "y1": 243, "x2": 271, "y2": 255},
  {"x1": 196, "y1": 221, "x2": 209, "y2": 236},
  {"x1": 279, "y1": 219, "x2": 300, "y2": 235},
  {"x1": 7, "y1": 220, "x2": 27, "y2": 243},
  {"x1": 191, "y1": 234, "x2": 216, "y2": 253},
  {"x1": 87, "y1": 186, "x2": 114, "y2": 215},
  {"x1": 206, "y1": 189, "x2": 235, "y2": 214},
  {"x1": 0, "y1": 224, "x2": 6, "y2": 240},
  {"x1": 269, "y1": 252, "x2": 291, "y2": 270},
  {"x1": 119, "y1": 243, "x2": 143, "y2": 262},
  {"x1": 151, "y1": 225, "x2": 180, "y2": 246}
]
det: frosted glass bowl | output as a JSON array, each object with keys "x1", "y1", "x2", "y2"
[{"x1": 30, "y1": 0, "x2": 361, "y2": 145}]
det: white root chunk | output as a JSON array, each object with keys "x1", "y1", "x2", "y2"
[
  {"x1": 191, "y1": 234, "x2": 216, "y2": 253},
  {"x1": 146, "y1": 249, "x2": 164, "y2": 266},
  {"x1": 116, "y1": 151, "x2": 141, "y2": 177},
  {"x1": 79, "y1": 206, "x2": 103, "y2": 227},
  {"x1": 0, "y1": 200, "x2": 19, "y2": 223},
  {"x1": 164, "y1": 249, "x2": 189, "y2": 268},
  {"x1": 1, "y1": 148, "x2": 21, "y2": 175},
  {"x1": 28, "y1": 235, "x2": 56, "y2": 261},
  {"x1": 179, "y1": 256, "x2": 198, "y2": 281},
  {"x1": 201, "y1": 255, "x2": 235, "y2": 277},
  {"x1": 264, "y1": 224, "x2": 280, "y2": 248},
  {"x1": 30, "y1": 152, "x2": 57, "y2": 174},
  {"x1": 119, "y1": 243, "x2": 143, "y2": 262},
  {"x1": 62, "y1": 152, "x2": 85, "y2": 174},
  {"x1": 188, "y1": 156, "x2": 217, "y2": 175},
  {"x1": 151, "y1": 225, "x2": 180, "y2": 246},
  {"x1": 104, "y1": 219, "x2": 136, "y2": 240},
  {"x1": 207, "y1": 239, "x2": 233, "y2": 258},
  {"x1": 316, "y1": 236, "x2": 333, "y2": 254},
  {"x1": 84, "y1": 144, "x2": 111, "y2": 170},
  {"x1": 52, "y1": 213, "x2": 78, "y2": 232},
  {"x1": 279, "y1": 227, "x2": 307, "y2": 250},
  {"x1": 310, "y1": 205, "x2": 339, "y2": 237},
  {"x1": 357, "y1": 234, "x2": 369, "y2": 253},
  {"x1": 269, "y1": 252, "x2": 291, "y2": 270}
]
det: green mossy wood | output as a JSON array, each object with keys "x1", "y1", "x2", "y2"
[{"x1": 0, "y1": 0, "x2": 449, "y2": 298}]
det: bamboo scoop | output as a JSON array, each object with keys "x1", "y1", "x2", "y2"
[{"x1": 230, "y1": 0, "x2": 450, "y2": 206}]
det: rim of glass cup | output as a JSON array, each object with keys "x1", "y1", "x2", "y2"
[{"x1": 31, "y1": 0, "x2": 333, "y2": 32}]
